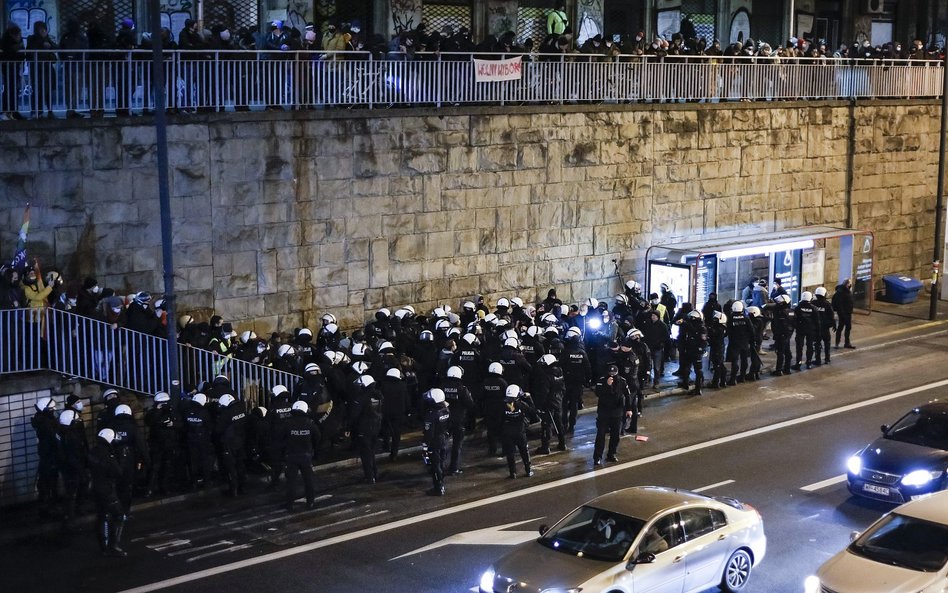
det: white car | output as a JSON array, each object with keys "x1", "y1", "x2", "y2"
[
  {"x1": 805, "y1": 490, "x2": 948, "y2": 593},
  {"x1": 479, "y1": 485, "x2": 766, "y2": 593}
]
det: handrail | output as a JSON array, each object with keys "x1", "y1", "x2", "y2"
[
  {"x1": 0, "y1": 307, "x2": 299, "y2": 404},
  {"x1": 0, "y1": 50, "x2": 942, "y2": 117}
]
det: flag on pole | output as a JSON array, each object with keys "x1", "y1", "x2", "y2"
[{"x1": 10, "y1": 203, "x2": 30, "y2": 272}]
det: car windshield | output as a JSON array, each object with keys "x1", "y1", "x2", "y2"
[
  {"x1": 539, "y1": 505, "x2": 645, "y2": 562},
  {"x1": 885, "y1": 409, "x2": 948, "y2": 449},
  {"x1": 849, "y1": 513, "x2": 948, "y2": 572}
]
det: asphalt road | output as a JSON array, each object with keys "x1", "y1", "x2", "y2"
[{"x1": 5, "y1": 327, "x2": 948, "y2": 593}]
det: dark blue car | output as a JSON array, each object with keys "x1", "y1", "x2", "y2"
[{"x1": 847, "y1": 402, "x2": 948, "y2": 504}]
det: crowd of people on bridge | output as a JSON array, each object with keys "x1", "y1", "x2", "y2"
[
  {"x1": 22, "y1": 266, "x2": 858, "y2": 556},
  {"x1": 1, "y1": 10, "x2": 944, "y2": 118}
]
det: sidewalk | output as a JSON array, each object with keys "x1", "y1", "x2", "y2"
[{"x1": 2, "y1": 298, "x2": 946, "y2": 545}]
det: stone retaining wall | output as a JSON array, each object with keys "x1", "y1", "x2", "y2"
[{"x1": 0, "y1": 101, "x2": 939, "y2": 332}]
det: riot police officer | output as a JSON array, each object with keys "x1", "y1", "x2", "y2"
[
  {"x1": 144, "y1": 391, "x2": 181, "y2": 496},
  {"x1": 770, "y1": 294, "x2": 794, "y2": 375},
  {"x1": 32, "y1": 397, "x2": 59, "y2": 513},
  {"x1": 746, "y1": 306, "x2": 766, "y2": 379},
  {"x1": 216, "y1": 394, "x2": 248, "y2": 497},
  {"x1": 531, "y1": 354, "x2": 566, "y2": 453},
  {"x1": 561, "y1": 329, "x2": 591, "y2": 434},
  {"x1": 379, "y1": 367, "x2": 408, "y2": 460},
  {"x1": 481, "y1": 362, "x2": 508, "y2": 457},
  {"x1": 707, "y1": 312, "x2": 728, "y2": 389},
  {"x1": 111, "y1": 404, "x2": 147, "y2": 514},
  {"x1": 184, "y1": 393, "x2": 215, "y2": 489},
  {"x1": 677, "y1": 311, "x2": 707, "y2": 395},
  {"x1": 793, "y1": 291, "x2": 819, "y2": 370},
  {"x1": 440, "y1": 366, "x2": 474, "y2": 474},
  {"x1": 813, "y1": 287, "x2": 835, "y2": 364},
  {"x1": 266, "y1": 385, "x2": 293, "y2": 488},
  {"x1": 422, "y1": 389, "x2": 451, "y2": 496},
  {"x1": 593, "y1": 365, "x2": 634, "y2": 465},
  {"x1": 96, "y1": 388, "x2": 121, "y2": 431},
  {"x1": 58, "y1": 408, "x2": 88, "y2": 529},
  {"x1": 88, "y1": 429, "x2": 127, "y2": 557},
  {"x1": 726, "y1": 301, "x2": 754, "y2": 385},
  {"x1": 283, "y1": 400, "x2": 320, "y2": 511},
  {"x1": 347, "y1": 375, "x2": 383, "y2": 484},
  {"x1": 501, "y1": 385, "x2": 535, "y2": 479}
]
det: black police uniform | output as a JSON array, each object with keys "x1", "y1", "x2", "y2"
[
  {"x1": 531, "y1": 364, "x2": 566, "y2": 453},
  {"x1": 677, "y1": 317, "x2": 707, "y2": 394},
  {"x1": 267, "y1": 394, "x2": 294, "y2": 487},
  {"x1": 440, "y1": 376, "x2": 474, "y2": 473},
  {"x1": 707, "y1": 318, "x2": 727, "y2": 388},
  {"x1": 347, "y1": 384, "x2": 383, "y2": 483},
  {"x1": 497, "y1": 345, "x2": 532, "y2": 390},
  {"x1": 423, "y1": 400, "x2": 451, "y2": 495},
  {"x1": 282, "y1": 410, "x2": 320, "y2": 510},
  {"x1": 379, "y1": 374, "x2": 408, "y2": 459},
  {"x1": 184, "y1": 404, "x2": 215, "y2": 488},
  {"x1": 144, "y1": 403, "x2": 182, "y2": 495},
  {"x1": 31, "y1": 407, "x2": 59, "y2": 508},
  {"x1": 215, "y1": 401, "x2": 248, "y2": 496},
  {"x1": 726, "y1": 312, "x2": 754, "y2": 384},
  {"x1": 771, "y1": 302, "x2": 794, "y2": 375},
  {"x1": 561, "y1": 338, "x2": 591, "y2": 433},
  {"x1": 111, "y1": 412, "x2": 148, "y2": 514},
  {"x1": 57, "y1": 417, "x2": 89, "y2": 527},
  {"x1": 593, "y1": 372, "x2": 633, "y2": 463},
  {"x1": 501, "y1": 394, "x2": 536, "y2": 478},
  {"x1": 793, "y1": 299, "x2": 819, "y2": 369},
  {"x1": 480, "y1": 373, "x2": 508, "y2": 456},
  {"x1": 813, "y1": 295, "x2": 835, "y2": 364},
  {"x1": 87, "y1": 436, "x2": 126, "y2": 556}
]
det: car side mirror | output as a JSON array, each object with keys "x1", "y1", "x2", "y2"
[
  {"x1": 849, "y1": 530, "x2": 860, "y2": 543},
  {"x1": 627, "y1": 552, "x2": 655, "y2": 569},
  {"x1": 880, "y1": 424, "x2": 889, "y2": 434},
  {"x1": 538, "y1": 524, "x2": 548, "y2": 536}
]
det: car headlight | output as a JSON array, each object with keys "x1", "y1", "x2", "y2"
[
  {"x1": 541, "y1": 589, "x2": 582, "y2": 593},
  {"x1": 803, "y1": 575, "x2": 820, "y2": 593},
  {"x1": 901, "y1": 469, "x2": 942, "y2": 487},
  {"x1": 846, "y1": 455, "x2": 862, "y2": 475},
  {"x1": 479, "y1": 568, "x2": 495, "y2": 593}
]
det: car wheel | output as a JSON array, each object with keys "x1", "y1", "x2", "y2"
[{"x1": 720, "y1": 549, "x2": 752, "y2": 593}]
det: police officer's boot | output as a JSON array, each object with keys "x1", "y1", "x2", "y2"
[
  {"x1": 525, "y1": 463, "x2": 534, "y2": 478},
  {"x1": 690, "y1": 376, "x2": 703, "y2": 396}
]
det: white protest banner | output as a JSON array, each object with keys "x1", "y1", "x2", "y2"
[{"x1": 473, "y1": 57, "x2": 523, "y2": 82}]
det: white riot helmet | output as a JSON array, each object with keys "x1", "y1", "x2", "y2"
[
  {"x1": 615, "y1": 294, "x2": 628, "y2": 305},
  {"x1": 419, "y1": 330, "x2": 434, "y2": 342},
  {"x1": 462, "y1": 301, "x2": 475, "y2": 311},
  {"x1": 525, "y1": 325, "x2": 540, "y2": 338},
  {"x1": 801, "y1": 291, "x2": 813, "y2": 302},
  {"x1": 356, "y1": 374, "x2": 375, "y2": 388},
  {"x1": 776, "y1": 294, "x2": 792, "y2": 305},
  {"x1": 427, "y1": 388, "x2": 446, "y2": 404},
  {"x1": 687, "y1": 310, "x2": 703, "y2": 320},
  {"x1": 291, "y1": 400, "x2": 309, "y2": 413},
  {"x1": 502, "y1": 329, "x2": 518, "y2": 342},
  {"x1": 625, "y1": 280, "x2": 639, "y2": 291},
  {"x1": 461, "y1": 333, "x2": 477, "y2": 345},
  {"x1": 297, "y1": 328, "x2": 313, "y2": 339},
  {"x1": 304, "y1": 363, "x2": 321, "y2": 374},
  {"x1": 497, "y1": 297, "x2": 510, "y2": 308},
  {"x1": 278, "y1": 344, "x2": 295, "y2": 357},
  {"x1": 488, "y1": 362, "x2": 504, "y2": 375},
  {"x1": 219, "y1": 394, "x2": 235, "y2": 408},
  {"x1": 814, "y1": 286, "x2": 827, "y2": 297},
  {"x1": 746, "y1": 306, "x2": 762, "y2": 318},
  {"x1": 731, "y1": 301, "x2": 745, "y2": 313},
  {"x1": 566, "y1": 326, "x2": 582, "y2": 338},
  {"x1": 35, "y1": 397, "x2": 55, "y2": 412},
  {"x1": 154, "y1": 391, "x2": 171, "y2": 403},
  {"x1": 115, "y1": 404, "x2": 132, "y2": 416},
  {"x1": 191, "y1": 393, "x2": 207, "y2": 407},
  {"x1": 98, "y1": 428, "x2": 116, "y2": 443},
  {"x1": 505, "y1": 385, "x2": 522, "y2": 399},
  {"x1": 503, "y1": 337, "x2": 520, "y2": 349},
  {"x1": 239, "y1": 330, "x2": 257, "y2": 344},
  {"x1": 272, "y1": 384, "x2": 289, "y2": 398},
  {"x1": 376, "y1": 307, "x2": 391, "y2": 319},
  {"x1": 351, "y1": 343, "x2": 369, "y2": 357},
  {"x1": 586, "y1": 297, "x2": 599, "y2": 308},
  {"x1": 324, "y1": 323, "x2": 339, "y2": 335},
  {"x1": 716, "y1": 312, "x2": 728, "y2": 325},
  {"x1": 321, "y1": 313, "x2": 337, "y2": 326},
  {"x1": 386, "y1": 367, "x2": 402, "y2": 379},
  {"x1": 59, "y1": 410, "x2": 78, "y2": 426},
  {"x1": 539, "y1": 354, "x2": 557, "y2": 366},
  {"x1": 447, "y1": 366, "x2": 464, "y2": 379},
  {"x1": 352, "y1": 361, "x2": 370, "y2": 375},
  {"x1": 511, "y1": 297, "x2": 524, "y2": 308}
]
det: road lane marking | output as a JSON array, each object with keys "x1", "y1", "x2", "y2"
[
  {"x1": 117, "y1": 376, "x2": 948, "y2": 593},
  {"x1": 231, "y1": 501, "x2": 355, "y2": 531},
  {"x1": 801, "y1": 474, "x2": 848, "y2": 492},
  {"x1": 296, "y1": 510, "x2": 390, "y2": 535},
  {"x1": 168, "y1": 541, "x2": 234, "y2": 557},
  {"x1": 390, "y1": 518, "x2": 544, "y2": 560},
  {"x1": 186, "y1": 544, "x2": 255, "y2": 563},
  {"x1": 146, "y1": 539, "x2": 190, "y2": 552},
  {"x1": 692, "y1": 480, "x2": 735, "y2": 493}
]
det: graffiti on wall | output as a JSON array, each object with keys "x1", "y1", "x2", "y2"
[
  {"x1": 7, "y1": 0, "x2": 57, "y2": 41},
  {"x1": 391, "y1": 0, "x2": 421, "y2": 34},
  {"x1": 577, "y1": 0, "x2": 603, "y2": 45}
]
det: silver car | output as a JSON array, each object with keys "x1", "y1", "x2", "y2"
[
  {"x1": 479, "y1": 485, "x2": 767, "y2": 593},
  {"x1": 804, "y1": 490, "x2": 948, "y2": 593}
]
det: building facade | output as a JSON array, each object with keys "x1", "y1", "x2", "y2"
[{"x1": 3, "y1": 1, "x2": 945, "y2": 52}]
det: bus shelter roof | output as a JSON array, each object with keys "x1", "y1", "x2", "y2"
[{"x1": 648, "y1": 225, "x2": 871, "y2": 257}]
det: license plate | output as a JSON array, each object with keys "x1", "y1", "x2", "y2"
[{"x1": 863, "y1": 484, "x2": 890, "y2": 496}]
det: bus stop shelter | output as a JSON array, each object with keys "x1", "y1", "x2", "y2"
[{"x1": 645, "y1": 226, "x2": 875, "y2": 313}]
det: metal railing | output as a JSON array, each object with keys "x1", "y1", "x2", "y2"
[
  {"x1": 0, "y1": 50, "x2": 942, "y2": 117},
  {"x1": 0, "y1": 307, "x2": 298, "y2": 405}
]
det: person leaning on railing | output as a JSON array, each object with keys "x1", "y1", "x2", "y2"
[{"x1": 0, "y1": 24, "x2": 23, "y2": 119}]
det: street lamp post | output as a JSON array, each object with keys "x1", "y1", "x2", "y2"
[{"x1": 148, "y1": 0, "x2": 181, "y2": 402}]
